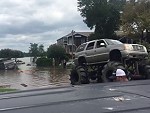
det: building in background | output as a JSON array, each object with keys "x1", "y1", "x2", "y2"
[{"x1": 57, "y1": 31, "x2": 93, "y2": 54}]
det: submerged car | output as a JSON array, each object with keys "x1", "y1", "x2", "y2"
[{"x1": 0, "y1": 59, "x2": 17, "y2": 70}]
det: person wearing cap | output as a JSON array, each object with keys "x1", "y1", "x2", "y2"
[{"x1": 115, "y1": 69, "x2": 128, "y2": 82}]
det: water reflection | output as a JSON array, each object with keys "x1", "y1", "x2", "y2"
[{"x1": 0, "y1": 57, "x2": 71, "y2": 90}]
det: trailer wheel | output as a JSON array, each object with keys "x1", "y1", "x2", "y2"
[
  {"x1": 70, "y1": 66, "x2": 89, "y2": 85},
  {"x1": 102, "y1": 61, "x2": 126, "y2": 82}
]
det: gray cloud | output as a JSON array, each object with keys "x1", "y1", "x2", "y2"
[{"x1": 0, "y1": 0, "x2": 91, "y2": 52}]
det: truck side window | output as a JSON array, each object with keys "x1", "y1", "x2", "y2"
[
  {"x1": 86, "y1": 42, "x2": 95, "y2": 50},
  {"x1": 76, "y1": 44, "x2": 86, "y2": 52},
  {"x1": 96, "y1": 40, "x2": 106, "y2": 48}
]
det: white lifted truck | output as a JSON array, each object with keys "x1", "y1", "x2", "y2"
[{"x1": 70, "y1": 39, "x2": 150, "y2": 85}]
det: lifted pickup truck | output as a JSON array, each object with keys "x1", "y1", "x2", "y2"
[{"x1": 70, "y1": 39, "x2": 150, "y2": 85}]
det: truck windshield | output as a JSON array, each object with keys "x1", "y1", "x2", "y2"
[{"x1": 105, "y1": 39, "x2": 123, "y2": 45}]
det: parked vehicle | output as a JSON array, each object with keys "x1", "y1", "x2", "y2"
[{"x1": 70, "y1": 39, "x2": 150, "y2": 84}]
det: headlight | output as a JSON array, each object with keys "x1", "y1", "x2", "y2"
[
  {"x1": 124, "y1": 44, "x2": 133, "y2": 51},
  {"x1": 143, "y1": 46, "x2": 148, "y2": 53}
]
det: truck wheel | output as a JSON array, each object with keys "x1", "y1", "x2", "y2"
[
  {"x1": 102, "y1": 61, "x2": 126, "y2": 82},
  {"x1": 70, "y1": 66, "x2": 89, "y2": 85},
  {"x1": 78, "y1": 57, "x2": 86, "y2": 66},
  {"x1": 144, "y1": 65, "x2": 150, "y2": 79}
]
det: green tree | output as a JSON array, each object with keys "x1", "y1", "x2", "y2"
[
  {"x1": 0, "y1": 49, "x2": 23, "y2": 60},
  {"x1": 29, "y1": 43, "x2": 46, "y2": 58},
  {"x1": 29, "y1": 43, "x2": 39, "y2": 59},
  {"x1": 77, "y1": 0, "x2": 121, "y2": 39},
  {"x1": 36, "y1": 57, "x2": 52, "y2": 67},
  {"x1": 0, "y1": 49, "x2": 12, "y2": 58},
  {"x1": 23, "y1": 52, "x2": 30, "y2": 57},
  {"x1": 47, "y1": 44, "x2": 66, "y2": 66},
  {"x1": 12, "y1": 50, "x2": 24, "y2": 62},
  {"x1": 109, "y1": 0, "x2": 126, "y2": 11},
  {"x1": 38, "y1": 44, "x2": 45, "y2": 57},
  {"x1": 121, "y1": 0, "x2": 150, "y2": 42}
]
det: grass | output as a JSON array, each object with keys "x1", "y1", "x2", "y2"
[{"x1": 0, "y1": 88, "x2": 16, "y2": 93}]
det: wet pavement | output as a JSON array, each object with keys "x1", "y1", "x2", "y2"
[{"x1": 0, "y1": 80, "x2": 150, "y2": 113}]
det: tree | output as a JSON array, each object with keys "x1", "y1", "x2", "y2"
[
  {"x1": 77, "y1": 0, "x2": 121, "y2": 39},
  {"x1": 29, "y1": 43, "x2": 46, "y2": 57},
  {"x1": 36, "y1": 57, "x2": 53, "y2": 67},
  {"x1": 0, "y1": 49, "x2": 23, "y2": 60},
  {"x1": 29, "y1": 43, "x2": 39, "y2": 59},
  {"x1": 47, "y1": 44, "x2": 66, "y2": 66},
  {"x1": 0, "y1": 49, "x2": 12, "y2": 58},
  {"x1": 12, "y1": 50, "x2": 24, "y2": 62},
  {"x1": 109, "y1": 0, "x2": 126, "y2": 11},
  {"x1": 38, "y1": 44, "x2": 45, "y2": 57},
  {"x1": 121, "y1": 0, "x2": 150, "y2": 42},
  {"x1": 29, "y1": 43, "x2": 46, "y2": 62}
]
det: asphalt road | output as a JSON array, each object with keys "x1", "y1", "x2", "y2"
[{"x1": 0, "y1": 80, "x2": 150, "y2": 113}]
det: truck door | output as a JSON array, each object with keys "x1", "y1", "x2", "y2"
[
  {"x1": 85, "y1": 42, "x2": 95, "y2": 63},
  {"x1": 94, "y1": 40, "x2": 109, "y2": 63}
]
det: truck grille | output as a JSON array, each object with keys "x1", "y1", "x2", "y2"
[{"x1": 132, "y1": 45, "x2": 144, "y2": 52}]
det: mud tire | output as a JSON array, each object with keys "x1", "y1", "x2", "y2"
[
  {"x1": 102, "y1": 61, "x2": 126, "y2": 82},
  {"x1": 143, "y1": 65, "x2": 150, "y2": 79},
  {"x1": 70, "y1": 66, "x2": 89, "y2": 85}
]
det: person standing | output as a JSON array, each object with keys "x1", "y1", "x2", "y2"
[{"x1": 63, "y1": 59, "x2": 66, "y2": 68}]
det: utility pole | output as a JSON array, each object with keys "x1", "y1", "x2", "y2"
[{"x1": 71, "y1": 30, "x2": 75, "y2": 60}]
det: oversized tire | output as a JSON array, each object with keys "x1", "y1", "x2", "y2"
[
  {"x1": 143, "y1": 65, "x2": 150, "y2": 79},
  {"x1": 101, "y1": 61, "x2": 127, "y2": 82},
  {"x1": 70, "y1": 66, "x2": 89, "y2": 85},
  {"x1": 78, "y1": 57, "x2": 86, "y2": 66},
  {"x1": 138, "y1": 64, "x2": 150, "y2": 79}
]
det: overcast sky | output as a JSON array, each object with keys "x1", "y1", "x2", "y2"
[{"x1": 0, "y1": 0, "x2": 91, "y2": 52}]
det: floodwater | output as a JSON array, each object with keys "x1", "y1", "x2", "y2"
[{"x1": 0, "y1": 57, "x2": 71, "y2": 90}]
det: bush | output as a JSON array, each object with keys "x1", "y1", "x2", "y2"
[{"x1": 36, "y1": 57, "x2": 52, "y2": 67}]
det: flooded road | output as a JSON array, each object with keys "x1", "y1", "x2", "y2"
[{"x1": 0, "y1": 57, "x2": 71, "y2": 90}]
